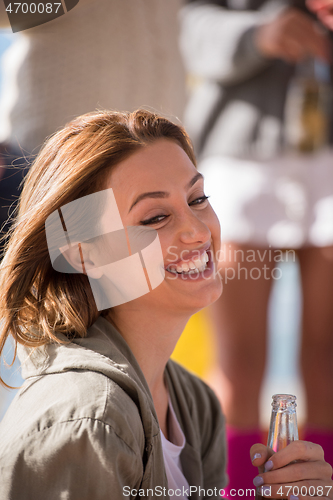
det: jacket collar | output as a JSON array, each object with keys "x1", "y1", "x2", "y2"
[{"x1": 17, "y1": 316, "x2": 160, "y2": 443}]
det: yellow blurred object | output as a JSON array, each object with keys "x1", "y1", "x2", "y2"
[
  {"x1": 285, "y1": 58, "x2": 332, "y2": 153},
  {"x1": 295, "y1": 79, "x2": 328, "y2": 153},
  {"x1": 171, "y1": 309, "x2": 217, "y2": 379}
]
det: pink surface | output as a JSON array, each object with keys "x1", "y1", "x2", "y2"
[{"x1": 224, "y1": 426, "x2": 262, "y2": 499}]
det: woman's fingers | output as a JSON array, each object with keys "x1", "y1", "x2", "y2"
[
  {"x1": 255, "y1": 460, "x2": 332, "y2": 487},
  {"x1": 251, "y1": 441, "x2": 332, "y2": 498},
  {"x1": 251, "y1": 442, "x2": 333, "y2": 500},
  {"x1": 265, "y1": 441, "x2": 326, "y2": 470},
  {"x1": 251, "y1": 444, "x2": 274, "y2": 473}
]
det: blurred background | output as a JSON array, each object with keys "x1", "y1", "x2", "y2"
[{"x1": 1, "y1": 0, "x2": 333, "y2": 495}]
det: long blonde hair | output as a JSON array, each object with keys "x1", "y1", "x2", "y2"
[{"x1": 0, "y1": 109, "x2": 196, "y2": 387}]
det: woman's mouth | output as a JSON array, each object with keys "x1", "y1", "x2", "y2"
[
  {"x1": 163, "y1": 244, "x2": 216, "y2": 281},
  {"x1": 166, "y1": 250, "x2": 209, "y2": 275}
]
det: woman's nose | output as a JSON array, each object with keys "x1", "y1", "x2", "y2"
[{"x1": 177, "y1": 208, "x2": 211, "y2": 244}]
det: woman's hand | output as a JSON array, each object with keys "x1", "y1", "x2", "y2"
[{"x1": 250, "y1": 441, "x2": 333, "y2": 499}]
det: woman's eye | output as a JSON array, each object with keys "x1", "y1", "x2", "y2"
[
  {"x1": 189, "y1": 195, "x2": 210, "y2": 206},
  {"x1": 140, "y1": 215, "x2": 169, "y2": 226},
  {"x1": 139, "y1": 195, "x2": 209, "y2": 225}
]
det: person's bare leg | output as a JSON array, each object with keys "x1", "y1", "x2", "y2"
[
  {"x1": 298, "y1": 246, "x2": 333, "y2": 468},
  {"x1": 207, "y1": 242, "x2": 275, "y2": 428},
  {"x1": 298, "y1": 246, "x2": 333, "y2": 428}
]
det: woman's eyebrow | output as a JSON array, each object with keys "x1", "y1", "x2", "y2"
[
  {"x1": 128, "y1": 191, "x2": 169, "y2": 213},
  {"x1": 128, "y1": 172, "x2": 204, "y2": 213},
  {"x1": 188, "y1": 172, "x2": 204, "y2": 189}
]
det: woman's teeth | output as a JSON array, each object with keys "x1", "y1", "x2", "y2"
[{"x1": 168, "y1": 251, "x2": 209, "y2": 275}]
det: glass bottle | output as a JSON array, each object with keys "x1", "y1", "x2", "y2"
[
  {"x1": 255, "y1": 394, "x2": 299, "y2": 500},
  {"x1": 285, "y1": 58, "x2": 332, "y2": 153}
]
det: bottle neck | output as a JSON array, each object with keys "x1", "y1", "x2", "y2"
[{"x1": 267, "y1": 395, "x2": 299, "y2": 451}]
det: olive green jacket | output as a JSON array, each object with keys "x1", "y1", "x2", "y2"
[{"x1": 0, "y1": 316, "x2": 227, "y2": 499}]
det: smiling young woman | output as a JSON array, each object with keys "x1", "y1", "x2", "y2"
[{"x1": 0, "y1": 110, "x2": 332, "y2": 500}]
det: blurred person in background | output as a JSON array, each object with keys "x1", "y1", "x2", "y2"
[
  {"x1": 0, "y1": 0, "x2": 185, "y2": 418},
  {"x1": 180, "y1": 0, "x2": 333, "y2": 494},
  {"x1": 0, "y1": 0, "x2": 185, "y2": 236}
]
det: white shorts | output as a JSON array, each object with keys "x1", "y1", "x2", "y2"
[{"x1": 200, "y1": 150, "x2": 333, "y2": 248}]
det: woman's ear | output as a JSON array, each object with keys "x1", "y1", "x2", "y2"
[{"x1": 59, "y1": 242, "x2": 103, "y2": 279}]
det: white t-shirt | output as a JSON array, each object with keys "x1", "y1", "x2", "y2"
[{"x1": 160, "y1": 397, "x2": 190, "y2": 500}]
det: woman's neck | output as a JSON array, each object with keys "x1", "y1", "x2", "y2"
[
  {"x1": 107, "y1": 305, "x2": 189, "y2": 389},
  {"x1": 105, "y1": 304, "x2": 189, "y2": 434}
]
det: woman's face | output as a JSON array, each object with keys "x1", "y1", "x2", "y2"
[{"x1": 106, "y1": 138, "x2": 222, "y2": 315}]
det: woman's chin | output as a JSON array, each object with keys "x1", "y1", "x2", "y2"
[
  {"x1": 127, "y1": 273, "x2": 222, "y2": 316},
  {"x1": 174, "y1": 280, "x2": 223, "y2": 314},
  {"x1": 198, "y1": 286, "x2": 223, "y2": 309}
]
